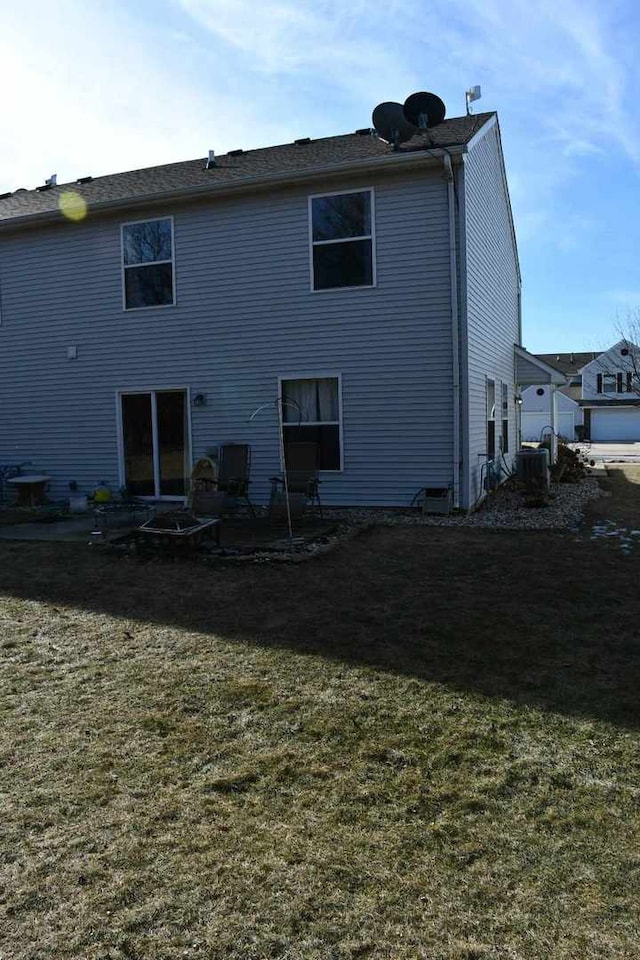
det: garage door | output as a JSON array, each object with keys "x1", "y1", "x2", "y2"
[
  {"x1": 521, "y1": 413, "x2": 549, "y2": 441},
  {"x1": 522, "y1": 412, "x2": 575, "y2": 441},
  {"x1": 591, "y1": 409, "x2": 640, "y2": 441}
]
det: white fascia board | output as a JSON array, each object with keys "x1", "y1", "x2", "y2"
[
  {"x1": 463, "y1": 113, "x2": 521, "y2": 287},
  {"x1": 580, "y1": 401, "x2": 640, "y2": 408},
  {"x1": 464, "y1": 112, "x2": 498, "y2": 151}
]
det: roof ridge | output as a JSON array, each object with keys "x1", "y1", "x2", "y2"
[{"x1": 0, "y1": 112, "x2": 496, "y2": 222}]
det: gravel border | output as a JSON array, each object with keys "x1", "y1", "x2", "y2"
[{"x1": 325, "y1": 477, "x2": 603, "y2": 533}]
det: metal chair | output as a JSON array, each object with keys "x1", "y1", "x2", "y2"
[
  {"x1": 270, "y1": 442, "x2": 322, "y2": 517},
  {"x1": 214, "y1": 444, "x2": 255, "y2": 516}
]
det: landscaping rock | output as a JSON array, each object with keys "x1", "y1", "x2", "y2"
[{"x1": 326, "y1": 477, "x2": 602, "y2": 533}]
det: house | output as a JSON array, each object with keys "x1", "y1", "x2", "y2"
[
  {"x1": 0, "y1": 105, "x2": 540, "y2": 511},
  {"x1": 521, "y1": 351, "x2": 592, "y2": 442},
  {"x1": 522, "y1": 342, "x2": 640, "y2": 442},
  {"x1": 521, "y1": 385, "x2": 582, "y2": 442},
  {"x1": 535, "y1": 351, "x2": 598, "y2": 402},
  {"x1": 580, "y1": 340, "x2": 640, "y2": 441}
]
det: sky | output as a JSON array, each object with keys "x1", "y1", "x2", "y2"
[{"x1": 1, "y1": 0, "x2": 639, "y2": 352}]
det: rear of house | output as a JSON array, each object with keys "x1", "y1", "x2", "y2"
[{"x1": 0, "y1": 111, "x2": 521, "y2": 511}]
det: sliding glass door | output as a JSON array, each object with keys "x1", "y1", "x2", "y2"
[{"x1": 121, "y1": 390, "x2": 188, "y2": 498}]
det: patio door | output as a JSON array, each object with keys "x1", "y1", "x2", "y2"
[{"x1": 120, "y1": 390, "x2": 189, "y2": 498}]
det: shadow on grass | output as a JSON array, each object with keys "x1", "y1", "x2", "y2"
[
  {"x1": 0, "y1": 508, "x2": 639, "y2": 730},
  {"x1": 583, "y1": 464, "x2": 640, "y2": 529}
]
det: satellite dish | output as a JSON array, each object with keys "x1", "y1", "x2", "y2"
[
  {"x1": 372, "y1": 101, "x2": 417, "y2": 146},
  {"x1": 403, "y1": 92, "x2": 446, "y2": 129}
]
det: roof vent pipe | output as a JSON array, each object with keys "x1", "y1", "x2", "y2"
[{"x1": 206, "y1": 150, "x2": 216, "y2": 169}]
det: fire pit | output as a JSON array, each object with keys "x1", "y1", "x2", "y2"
[{"x1": 137, "y1": 511, "x2": 220, "y2": 549}]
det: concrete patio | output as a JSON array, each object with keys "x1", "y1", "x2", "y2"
[{"x1": 0, "y1": 507, "x2": 338, "y2": 554}]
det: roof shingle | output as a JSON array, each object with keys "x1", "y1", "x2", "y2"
[
  {"x1": 0, "y1": 113, "x2": 494, "y2": 224},
  {"x1": 535, "y1": 352, "x2": 599, "y2": 377}
]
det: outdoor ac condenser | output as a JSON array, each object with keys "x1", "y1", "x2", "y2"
[{"x1": 516, "y1": 448, "x2": 550, "y2": 490}]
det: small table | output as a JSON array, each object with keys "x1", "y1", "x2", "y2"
[{"x1": 6, "y1": 474, "x2": 52, "y2": 507}]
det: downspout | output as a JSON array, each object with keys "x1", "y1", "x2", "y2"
[
  {"x1": 550, "y1": 385, "x2": 558, "y2": 463},
  {"x1": 443, "y1": 152, "x2": 461, "y2": 508}
]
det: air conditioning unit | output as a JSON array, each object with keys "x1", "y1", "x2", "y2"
[{"x1": 516, "y1": 448, "x2": 550, "y2": 490}]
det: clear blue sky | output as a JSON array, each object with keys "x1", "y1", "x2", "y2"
[{"x1": 1, "y1": 0, "x2": 638, "y2": 352}]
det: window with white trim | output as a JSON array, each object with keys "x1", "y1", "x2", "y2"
[
  {"x1": 122, "y1": 218, "x2": 175, "y2": 309},
  {"x1": 601, "y1": 373, "x2": 617, "y2": 394},
  {"x1": 310, "y1": 190, "x2": 373, "y2": 290},
  {"x1": 280, "y1": 377, "x2": 341, "y2": 470},
  {"x1": 487, "y1": 378, "x2": 496, "y2": 460}
]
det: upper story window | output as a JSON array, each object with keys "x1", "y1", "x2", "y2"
[
  {"x1": 310, "y1": 189, "x2": 374, "y2": 291},
  {"x1": 122, "y1": 218, "x2": 175, "y2": 310},
  {"x1": 601, "y1": 373, "x2": 617, "y2": 394}
]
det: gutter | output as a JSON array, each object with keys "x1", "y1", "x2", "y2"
[
  {"x1": 0, "y1": 143, "x2": 467, "y2": 234},
  {"x1": 443, "y1": 152, "x2": 461, "y2": 508}
]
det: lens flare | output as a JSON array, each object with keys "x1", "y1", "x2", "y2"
[{"x1": 58, "y1": 191, "x2": 87, "y2": 222}]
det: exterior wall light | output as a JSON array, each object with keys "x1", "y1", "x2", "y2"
[{"x1": 192, "y1": 393, "x2": 207, "y2": 407}]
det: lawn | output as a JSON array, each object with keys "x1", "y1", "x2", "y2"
[
  {"x1": 584, "y1": 462, "x2": 640, "y2": 529},
  {"x1": 0, "y1": 482, "x2": 639, "y2": 958}
]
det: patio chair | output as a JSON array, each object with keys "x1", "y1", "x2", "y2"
[
  {"x1": 213, "y1": 444, "x2": 255, "y2": 516},
  {"x1": 270, "y1": 442, "x2": 322, "y2": 517}
]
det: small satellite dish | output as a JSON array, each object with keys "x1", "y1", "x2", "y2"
[
  {"x1": 403, "y1": 92, "x2": 446, "y2": 129},
  {"x1": 372, "y1": 101, "x2": 417, "y2": 147}
]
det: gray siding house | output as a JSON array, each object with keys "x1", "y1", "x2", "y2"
[{"x1": 0, "y1": 111, "x2": 528, "y2": 511}]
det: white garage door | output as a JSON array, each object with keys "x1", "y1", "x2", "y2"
[
  {"x1": 591, "y1": 409, "x2": 640, "y2": 441},
  {"x1": 521, "y1": 413, "x2": 550, "y2": 441},
  {"x1": 522, "y1": 412, "x2": 575, "y2": 441}
]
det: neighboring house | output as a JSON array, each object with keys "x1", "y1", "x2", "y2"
[
  {"x1": 522, "y1": 342, "x2": 640, "y2": 443},
  {"x1": 580, "y1": 340, "x2": 640, "y2": 441},
  {"x1": 521, "y1": 352, "x2": 592, "y2": 441},
  {"x1": 535, "y1": 352, "x2": 598, "y2": 402},
  {"x1": 0, "y1": 108, "x2": 540, "y2": 510},
  {"x1": 521, "y1": 384, "x2": 582, "y2": 441}
]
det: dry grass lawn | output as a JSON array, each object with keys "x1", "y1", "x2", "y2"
[
  {"x1": 1, "y1": 490, "x2": 639, "y2": 958},
  {"x1": 584, "y1": 462, "x2": 640, "y2": 529}
]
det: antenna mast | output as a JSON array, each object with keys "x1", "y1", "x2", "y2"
[{"x1": 465, "y1": 85, "x2": 482, "y2": 115}]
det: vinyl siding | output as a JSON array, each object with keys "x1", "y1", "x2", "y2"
[
  {"x1": 515, "y1": 354, "x2": 546, "y2": 384},
  {"x1": 521, "y1": 385, "x2": 581, "y2": 417},
  {"x1": 460, "y1": 123, "x2": 520, "y2": 508},
  {"x1": 581, "y1": 342, "x2": 640, "y2": 400},
  {"x1": 0, "y1": 169, "x2": 453, "y2": 507}
]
